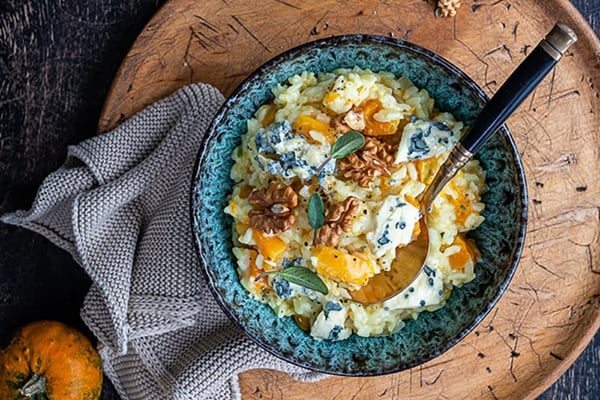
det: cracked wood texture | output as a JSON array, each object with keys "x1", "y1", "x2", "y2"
[{"x1": 0, "y1": 0, "x2": 597, "y2": 399}]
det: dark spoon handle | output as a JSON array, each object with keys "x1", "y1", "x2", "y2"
[
  {"x1": 460, "y1": 22, "x2": 578, "y2": 155},
  {"x1": 421, "y1": 22, "x2": 577, "y2": 208}
]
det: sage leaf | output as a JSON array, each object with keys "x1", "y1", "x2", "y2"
[
  {"x1": 264, "y1": 266, "x2": 328, "y2": 295},
  {"x1": 279, "y1": 266, "x2": 328, "y2": 294},
  {"x1": 308, "y1": 193, "x2": 325, "y2": 230},
  {"x1": 331, "y1": 130, "x2": 366, "y2": 159}
]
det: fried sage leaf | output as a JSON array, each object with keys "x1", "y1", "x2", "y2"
[
  {"x1": 331, "y1": 130, "x2": 366, "y2": 159},
  {"x1": 308, "y1": 192, "x2": 325, "y2": 230},
  {"x1": 256, "y1": 266, "x2": 328, "y2": 295}
]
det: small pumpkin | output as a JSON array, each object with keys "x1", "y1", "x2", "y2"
[{"x1": 0, "y1": 320, "x2": 103, "y2": 400}]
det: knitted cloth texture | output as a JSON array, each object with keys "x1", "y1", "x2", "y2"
[{"x1": 0, "y1": 84, "x2": 324, "y2": 399}]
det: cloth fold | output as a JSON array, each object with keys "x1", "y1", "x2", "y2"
[{"x1": 1, "y1": 83, "x2": 324, "y2": 399}]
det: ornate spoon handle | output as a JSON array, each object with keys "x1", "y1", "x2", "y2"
[{"x1": 422, "y1": 22, "x2": 578, "y2": 208}]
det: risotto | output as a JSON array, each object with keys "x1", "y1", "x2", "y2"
[{"x1": 225, "y1": 67, "x2": 487, "y2": 341}]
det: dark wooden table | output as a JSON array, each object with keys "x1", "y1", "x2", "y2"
[{"x1": 0, "y1": 1, "x2": 598, "y2": 399}]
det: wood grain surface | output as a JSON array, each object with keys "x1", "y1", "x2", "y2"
[
  {"x1": 98, "y1": 0, "x2": 600, "y2": 399},
  {"x1": 0, "y1": 0, "x2": 598, "y2": 399}
]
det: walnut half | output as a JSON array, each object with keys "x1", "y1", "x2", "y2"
[
  {"x1": 319, "y1": 196, "x2": 360, "y2": 247},
  {"x1": 337, "y1": 136, "x2": 397, "y2": 188},
  {"x1": 248, "y1": 182, "x2": 298, "y2": 234}
]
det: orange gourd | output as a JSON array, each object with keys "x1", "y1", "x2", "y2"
[{"x1": 0, "y1": 320, "x2": 103, "y2": 400}]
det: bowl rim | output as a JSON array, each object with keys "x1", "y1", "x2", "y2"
[{"x1": 190, "y1": 33, "x2": 529, "y2": 376}]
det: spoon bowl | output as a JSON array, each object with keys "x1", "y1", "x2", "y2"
[{"x1": 349, "y1": 218, "x2": 429, "y2": 304}]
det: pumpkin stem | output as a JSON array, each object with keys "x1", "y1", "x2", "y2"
[{"x1": 19, "y1": 374, "x2": 47, "y2": 398}]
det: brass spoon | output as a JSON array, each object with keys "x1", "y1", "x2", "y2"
[{"x1": 349, "y1": 22, "x2": 577, "y2": 304}]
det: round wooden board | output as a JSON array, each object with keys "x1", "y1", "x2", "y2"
[{"x1": 99, "y1": 1, "x2": 600, "y2": 399}]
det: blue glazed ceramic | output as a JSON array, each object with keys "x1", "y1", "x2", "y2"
[{"x1": 191, "y1": 35, "x2": 528, "y2": 376}]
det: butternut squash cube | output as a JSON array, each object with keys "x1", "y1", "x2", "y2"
[
  {"x1": 448, "y1": 234, "x2": 480, "y2": 272},
  {"x1": 356, "y1": 99, "x2": 400, "y2": 136},
  {"x1": 292, "y1": 114, "x2": 336, "y2": 144},
  {"x1": 253, "y1": 229, "x2": 287, "y2": 261},
  {"x1": 313, "y1": 246, "x2": 376, "y2": 286}
]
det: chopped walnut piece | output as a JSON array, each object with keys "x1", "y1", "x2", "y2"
[
  {"x1": 319, "y1": 197, "x2": 360, "y2": 247},
  {"x1": 333, "y1": 109, "x2": 366, "y2": 133},
  {"x1": 248, "y1": 182, "x2": 298, "y2": 234},
  {"x1": 343, "y1": 110, "x2": 366, "y2": 131},
  {"x1": 333, "y1": 114, "x2": 351, "y2": 133},
  {"x1": 337, "y1": 136, "x2": 397, "y2": 187},
  {"x1": 436, "y1": 0, "x2": 461, "y2": 17}
]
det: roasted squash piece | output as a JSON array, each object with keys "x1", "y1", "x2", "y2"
[
  {"x1": 313, "y1": 246, "x2": 376, "y2": 286},
  {"x1": 448, "y1": 234, "x2": 480, "y2": 272},
  {"x1": 356, "y1": 99, "x2": 400, "y2": 136},
  {"x1": 253, "y1": 229, "x2": 287, "y2": 262},
  {"x1": 292, "y1": 114, "x2": 336, "y2": 144}
]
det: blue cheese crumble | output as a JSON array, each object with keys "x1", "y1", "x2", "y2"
[
  {"x1": 251, "y1": 120, "x2": 333, "y2": 180},
  {"x1": 311, "y1": 300, "x2": 351, "y2": 340},
  {"x1": 273, "y1": 275, "x2": 292, "y2": 299},
  {"x1": 366, "y1": 195, "x2": 422, "y2": 259},
  {"x1": 395, "y1": 118, "x2": 458, "y2": 163},
  {"x1": 383, "y1": 264, "x2": 444, "y2": 310}
]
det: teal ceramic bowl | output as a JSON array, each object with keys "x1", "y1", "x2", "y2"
[{"x1": 191, "y1": 35, "x2": 527, "y2": 376}]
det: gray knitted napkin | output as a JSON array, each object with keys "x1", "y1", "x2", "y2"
[{"x1": 1, "y1": 83, "x2": 324, "y2": 399}]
